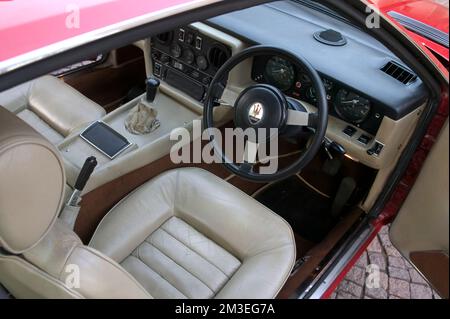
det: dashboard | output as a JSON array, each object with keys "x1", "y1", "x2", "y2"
[
  {"x1": 148, "y1": 1, "x2": 429, "y2": 169},
  {"x1": 151, "y1": 25, "x2": 231, "y2": 102},
  {"x1": 251, "y1": 55, "x2": 383, "y2": 135}
]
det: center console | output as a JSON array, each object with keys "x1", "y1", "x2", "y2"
[
  {"x1": 59, "y1": 86, "x2": 199, "y2": 194},
  {"x1": 58, "y1": 23, "x2": 244, "y2": 194},
  {"x1": 151, "y1": 25, "x2": 231, "y2": 102}
]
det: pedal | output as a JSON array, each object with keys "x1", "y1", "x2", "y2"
[
  {"x1": 290, "y1": 255, "x2": 311, "y2": 276},
  {"x1": 322, "y1": 157, "x2": 342, "y2": 176},
  {"x1": 331, "y1": 177, "x2": 356, "y2": 218},
  {"x1": 322, "y1": 137, "x2": 346, "y2": 176}
]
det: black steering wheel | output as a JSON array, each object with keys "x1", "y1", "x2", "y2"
[{"x1": 203, "y1": 45, "x2": 328, "y2": 182}]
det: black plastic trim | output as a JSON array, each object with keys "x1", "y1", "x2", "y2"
[{"x1": 388, "y1": 11, "x2": 449, "y2": 49}]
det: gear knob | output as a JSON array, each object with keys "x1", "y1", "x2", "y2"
[{"x1": 146, "y1": 77, "x2": 160, "y2": 103}]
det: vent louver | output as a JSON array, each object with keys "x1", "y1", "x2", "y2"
[
  {"x1": 208, "y1": 45, "x2": 230, "y2": 69},
  {"x1": 156, "y1": 32, "x2": 172, "y2": 44},
  {"x1": 381, "y1": 61, "x2": 417, "y2": 85}
]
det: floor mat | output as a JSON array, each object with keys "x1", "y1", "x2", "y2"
[{"x1": 255, "y1": 176, "x2": 336, "y2": 243}]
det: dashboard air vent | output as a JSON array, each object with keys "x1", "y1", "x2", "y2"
[
  {"x1": 381, "y1": 61, "x2": 417, "y2": 85},
  {"x1": 156, "y1": 32, "x2": 172, "y2": 44},
  {"x1": 208, "y1": 45, "x2": 230, "y2": 69}
]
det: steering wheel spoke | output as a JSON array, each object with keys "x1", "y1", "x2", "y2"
[
  {"x1": 203, "y1": 45, "x2": 328, "y2": 182},
  {"x1": 286, "y1": 109, "x2": 319, "y2": 128},
  {"x1": 243, "y1": 140, "x2": 259, "y2": 164}
]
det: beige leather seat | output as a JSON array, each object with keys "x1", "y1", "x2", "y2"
[
  {"x1": 0, "y1": 75, "x2": 105, "y2": 144},
  {"x1": 89, "y1": 168, "x2": 296, "y2": 298},
  {"x1": 0, "y1": 108, "x2": 295, "y2": 299}
]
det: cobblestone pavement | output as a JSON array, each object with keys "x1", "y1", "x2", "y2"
[{"x1": 331, "y1": 225, "x2": 441, "y2": 299}]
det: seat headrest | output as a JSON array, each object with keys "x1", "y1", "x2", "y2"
[{"x1": 0, "y1": 106, "x2": 65, "y2": 254}]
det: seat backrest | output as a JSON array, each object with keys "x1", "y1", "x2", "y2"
[
  {"x1": 0, "y1": 107, "x2": 150, "y2": 298},
  {"x1": 0, "y1": 75, "x2": 106, "y2": 137}
]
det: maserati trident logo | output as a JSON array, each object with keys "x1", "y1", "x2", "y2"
[{"x1": 248, "y1": 102, "x2": 264, "y2": 124}]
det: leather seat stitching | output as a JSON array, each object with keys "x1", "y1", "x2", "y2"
[
  {"x1": 127, "y1": 255, "x2": 187, "y2": 298},
  {"x1": 141, "y1": 240, "x2": 215, "y2": 295},
  {"x1": 161, "y1": 219, "x2": 241, "y2": 274},
  {"x1": 156, "y1": 228, "x2": 231, "y2": 279},
  {"x1": 172, "y1": 170, "x2": 180, "y2": 217}
]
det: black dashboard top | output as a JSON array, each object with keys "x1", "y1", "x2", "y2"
[{"x1": 208, "y1": 0, "x2": 429, "y2": 120}]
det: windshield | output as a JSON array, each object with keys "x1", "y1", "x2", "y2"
[{"x1": 291, "y1": 0, "x2": 350, "y2": 24}]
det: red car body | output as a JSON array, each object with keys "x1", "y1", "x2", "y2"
[
  {"x1": 369, "y1": 0, "x2": 449, "y2": 69},
  {"x1": 0, "y1": 0, "x2": 448, "y2": 299},
  {"x1": 0, "y1": 0, "x2": 448, "y2": 66},
  {"x1": 0, "y1": 0, "x2": 198, "y2": 63}
]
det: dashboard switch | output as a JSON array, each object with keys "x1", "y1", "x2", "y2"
[
  {"x1": 178, "y1": 28, "x2": 185, "y2": 42},
  {"x1": 195, "y1": 36, "x2": 203, "y2": 50},
  {"x1": 357, "y1": 134, "x2": 372, "y2": 145},
  {"x1": 367, "y1": 141, "x2": 384, "y2": 157},
  {"x1": 343, "y1": 126, "x2": 357, "y2": 137},
  {"x1": 153, "y1": 63, "x2": 162, "y2": 77},
  {"x1": 186, "y1": 32, "x2": 194, "y2": 45}
]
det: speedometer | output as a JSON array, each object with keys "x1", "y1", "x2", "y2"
[
  {"x1": 335, "y1": 89, "x2": 371, "y2": 123},
  {"x1": 264, "y1": 56, "x2": 296, "y2": 91}
]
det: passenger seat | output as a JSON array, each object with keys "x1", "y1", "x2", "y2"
[{"x1": 0, "y1": 75, "x2": 105, "y2": 144}]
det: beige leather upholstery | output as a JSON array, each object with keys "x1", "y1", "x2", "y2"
[
  {"x1": 0, "y1": 109, "x2": 295, "y2": 298},
  {"x1": 0, "y1": 220, "x2": 151, "y2": 299},
  {"x1": 0, "y1": 75, "x2": 105, "y2": 144},
  {"x1": 17, "y1": 109, "x2": 65, "y2": 144},
  {"x1": 26, "y1": 76, "x2": 105, "y2": 136},
  {"x1": 0, "y1": 111, "x2": 151, "y2": 298},
  {"x1": 21, "y1": 220, "x2": 151, "y2": 299},
  {"x1": 0, "y1": 107, "x2": 65, "y2": 253},
  {"x1": 90, "y1": 168, "x2": 296, "y2": 299},
  {"x1": 390, "y1": 121, "x2": 449, "y2": 257}
]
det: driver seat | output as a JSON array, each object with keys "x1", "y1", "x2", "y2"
[{"x1": 0, "y1": 107, "x2": 296, "y2": 299}]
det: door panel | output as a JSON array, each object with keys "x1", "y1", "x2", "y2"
[{"x1": 390, "y1": 120, "x2": 449, "y2": 298}]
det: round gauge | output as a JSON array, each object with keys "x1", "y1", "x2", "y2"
[
  {"x1": 183, "y1": 49, "x2": 195, "y2": 64},
  {"x1": 170, "y1": 44, "x2": 182, "y2": 58},
  {"x1": 335, "y1": 89, "x2": 371, "y2": 123},
  {"x1": 306, "y1": 86, "x2": 317, "y2": 102},
  {"x1": 323, "y1": 78, "x2": 334, "y2": 91},
  {"x1": 196, "y1": 55, "x2": 208, "y2": 70},
  {"x1": 264, "y1": 56, "x2": 296, "y2": 91}
]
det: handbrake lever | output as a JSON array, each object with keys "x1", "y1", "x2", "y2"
[{"x1": 67, "y1": 156, "x2": 97, "y2": 207}]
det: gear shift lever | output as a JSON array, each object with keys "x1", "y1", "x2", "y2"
[
  {"x1": 124, "y1": 77, "x2": 161, "y2": 135},
  {"x1": 146, "y1": 77, "x2": 160, "y2": 103}
]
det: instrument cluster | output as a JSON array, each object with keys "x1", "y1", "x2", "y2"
[
  {"x1": 252, "y1": 55, "x2": 384, "y2": 135},
  {"x1": 152, "y1": 26, "x2": 231, "y2": 102}
]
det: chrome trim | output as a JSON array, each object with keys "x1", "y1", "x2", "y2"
[
  {"x1": 300, "y1": 223, "x2": 374, "y2": 299},
  {"x1": 80, "y1": 121, "x2": 133, "y2": 160},
  {"x1": 0, "y1": 0, "x2": 221, "y2": 77},
  {"x1": 67, "y1": 189, "x2": 82, "y2": 207}
]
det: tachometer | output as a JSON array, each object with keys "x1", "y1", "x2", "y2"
[
  {"x1": 335, "y1": 89, "x2": 371, "y2": 123},
  {"x1": 264, "y1": 56, "x2": 296, "y2": 91}
]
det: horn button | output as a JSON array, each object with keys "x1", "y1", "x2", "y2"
[{"x1": 234, "y1": 84, "x2": 287, "y2": 141}]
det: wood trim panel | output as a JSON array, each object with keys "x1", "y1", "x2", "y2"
[{"x1": 410, "y1": 250, "x2": 449, "y2": 299}]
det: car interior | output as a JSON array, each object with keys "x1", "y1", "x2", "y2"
[{"x1": 0, "y1": 0, "x2": 437, "y2": 299}]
